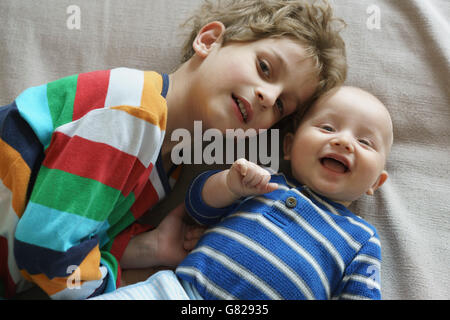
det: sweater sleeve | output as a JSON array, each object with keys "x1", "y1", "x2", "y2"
[
  {"x1": 12, "y1": 68, "x2": 167, "y2": 299},
  {"x1": 13, "y1": 105, "x2": 165, "y2": 299},
  {"x1": 185, "y1": 170, "x2": 240, "y2": 226},
  {"x1": 338, "y1": 234, "x2": 382, "y2": 300}
]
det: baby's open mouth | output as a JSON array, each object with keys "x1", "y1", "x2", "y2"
[
  {"x1": 320, "y1": 157, "x2": 349, "y2": 173},
  {"x1": 232, "y1": 94, "x2": 248, "y2": 122}
]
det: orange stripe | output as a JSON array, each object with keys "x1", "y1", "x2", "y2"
[
  {"x1": 0, "y1": 139, "x2": 30, "y2": 217},
  {"x1": 141, "y1": 71, "x2": 167, "y2": 130},
  {"x1": 20, "y1": 244, "x2": 103, "y2": 296},
  {"x1": 171, "y1": 165, "x2": 183, "y2": 181}
]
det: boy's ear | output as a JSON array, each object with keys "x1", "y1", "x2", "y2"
[
  {"x1": 366, "y1": 170, "x2": 388, "y2": 196},
  {"x1": 283, "y1": 133, "x2": 295, "y2": 161},
  {"x1": 193, "y1": 21, "x2": 226, "y2": 58}
]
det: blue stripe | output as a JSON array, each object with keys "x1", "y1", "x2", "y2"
[
  {"x1": 15, "y1": 201, "x2": 109, "y2": 252},
  {"x1": 14, "y1": 236, "x2": 98, "y2": 278},
  {"x1": 161, "y1": 73, "x2": 169, "y2": 98},
  {"x1": 0, "y1": 102, "x2": 45, "y2": 200},
  {"x1": 185, "y1": 170, "x2": 239, "y2": 226},
  {"x1": 206, "y1": 223, "x2": 312, "y2": 299},
  {"x1": 15, "y1": 84, "x2": 53, "y2": 148},
  {"x1": 0, "y1": 102, "x2": 44, "y2": 169}
]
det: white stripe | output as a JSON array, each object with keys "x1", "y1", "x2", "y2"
[
  {"x1": 52, "y1": 266, "x2": 108, "y2": 300},
  {"x1": 303, "y1": 187, "x2": 341, "y2": 216},
  {"x1": 336, "y1": 293, "x2": 372, "y2": 300},
  {"x1": 291, "y1": 189, "x2": 362, "y2": 251},
  {"x1": 255, "y1": 196, "x2": 346, "y2": 273},
  {"x1": 0, "y1": 183, "x2": 31, "y2": 293},
  {"x1": 369, "y1": 236, "x2": 381, "y2": 247},
  {"x1": 208, "y1": 227, "x2": 315, "y2": 299},
  {"x1": 104, "y1": 68, "x2": 144, "y2": 108},
  {"x1": 226, "y1": 211, "x2": 331, "y2": 298},
  {"x1": 177, "y1": 266, "x2": 236, "y2": 300},
  {"x1": 56, "y1": 108, "x2": 163, "y2": 168},
  {"x1": 304, "y1": 187, "x2": 375, "y2": 237},
  {"x1": 193, "y1": 246, "x2": 283, "y2": 299},
  {"x1": 276, "y1": 173, "x2": 298, "y2": 189},
  {"x1": 341, "y1": 274, "x2": 381, "y2": 291},
  {"x1": 149, "y1": 165, "x2": 165, "y2": 200},
  {"x1": 353, "y1": 254, "x2": 381, "y2": 269}
]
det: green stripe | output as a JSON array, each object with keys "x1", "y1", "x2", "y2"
[
  {"x1": 47, "y1": 74, "x2": 78, "y2": 130},
  {"x1": 107, "y1": 210, "x2": 136, "y2": 242},
  {"x1": 31, "y1": 166, "x2": 127, "y2": 222},
  {"x1": 100, "y1": 251, "x2": 119, "y2": 284}
]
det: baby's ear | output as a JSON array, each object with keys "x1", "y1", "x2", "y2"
[
  {"x1": 193, "y1": 21, "x2": 226, "y2": 58},
  {"x1": 283, "y1": 133, "x2": 295, "y2": 161},
  {"x1": 366, "y1": 170, "x2": 388, "y2": 196}
]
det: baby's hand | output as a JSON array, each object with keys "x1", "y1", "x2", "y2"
[{"x1": 226, "y1": 158, "x2": 278, "y2": 198}]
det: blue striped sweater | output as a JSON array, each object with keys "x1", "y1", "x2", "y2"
[{"x1": 176, "y1": 170, "x2": 382, "y2": 300}]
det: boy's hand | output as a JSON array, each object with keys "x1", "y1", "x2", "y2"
[
  {"x1": 120, "y1": 204, "x2": 205, "y2": 271},
  {"x1": 226, "y1": 158, "x2": 278, "y2": 198}
]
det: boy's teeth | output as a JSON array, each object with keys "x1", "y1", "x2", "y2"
[{"x1": 236, "y1": 98, "x2": 247, "y2": 120}]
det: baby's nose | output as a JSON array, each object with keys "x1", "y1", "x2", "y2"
[{"x1": 331, "y1": 136, "x2": 354, "y2": 153}]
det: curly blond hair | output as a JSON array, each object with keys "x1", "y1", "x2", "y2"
[{"x1": 181, "y1": 0, "x2": 347, "y2": 109}]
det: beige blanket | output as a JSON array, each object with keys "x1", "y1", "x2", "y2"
[{"x1": 1, "y1": 0, "x2": 448, "y2": 299}]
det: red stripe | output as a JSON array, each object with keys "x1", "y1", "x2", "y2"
[
  {"x1": 0, "y1": 236, "x2": 16, "y2": 298},
  {"x1": 73, "y1": 70, "x2": 110, "y2": 121},
  {"x1": 130, "y1": 179, "x2": 160, "y2": 219},
  {"x1": 110, "y1": 222, "x2": 153, "y2": 265},
  {"x1": 43, "y1": 132, "x2": 149, "y2": 197}
]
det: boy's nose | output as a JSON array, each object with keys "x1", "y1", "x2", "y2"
[
  {"x1": 255, "y1": 84, "x2": 281, "y2": 110},
  {"x1": 330, "y1": 135, "x2": 354, "y2": 153}
]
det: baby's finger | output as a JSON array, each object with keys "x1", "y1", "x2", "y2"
[
  {"x1": 265, "y1": 182, "x2": 279, "y2": 193},
  {"x1": 234, "y1": 158, "x2": 248, "y2": 177},
  {"x1": 242, "y1": 166, "x2": 257, "y2": 185},
  {"x1": 250, "y1": 172, "x2": 265, "y2": 188},
  {"x1": 254, "y1": 175, "x2": 271, "y2": 192}
]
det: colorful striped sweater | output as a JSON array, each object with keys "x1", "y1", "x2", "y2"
[
  {"x1": 0, "y1": 68, "x2": 175, "y2": 299},
  {"x1": 177, "y1": 170, "x2": 382, "y2": 300}
]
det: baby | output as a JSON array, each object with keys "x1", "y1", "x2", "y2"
[{"x1": 177, "y1": 86, "x2": 393, "y2": 300}]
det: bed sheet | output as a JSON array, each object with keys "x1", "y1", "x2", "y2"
[{"x1": 1, "y1": 0, "x2": 448, "y2": 299}]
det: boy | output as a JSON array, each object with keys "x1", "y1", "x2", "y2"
[
  {"x1": 176, "y1": 86, "x2": 393, "y2": 300},
  {"x1": 0, "y1": 0, "x2": 346, "y2": 299}
]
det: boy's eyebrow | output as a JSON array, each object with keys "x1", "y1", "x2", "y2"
[
  {"x1": 269, "y1": 49, "x2": 287, "y2": 71},
  {"x1": 269, "y1": 49, "x2": 304, "y2": 108}
]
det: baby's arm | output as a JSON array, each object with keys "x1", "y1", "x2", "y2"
[{"x1": 201, "y1": 158, "x2": 278, "y2": 208}]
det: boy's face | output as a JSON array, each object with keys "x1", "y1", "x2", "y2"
[
  {"x1": 189, "y1": 23, "x2": 319, "y2": 132},
  {"x1": 284, "y1": 87, "x2": 392, "y2": 206}
]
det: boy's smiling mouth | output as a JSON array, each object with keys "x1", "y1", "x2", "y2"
[{"x1": 232, "y1": 94, "x2": 252, "y2": 123}]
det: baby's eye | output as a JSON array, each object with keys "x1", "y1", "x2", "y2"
[
  {"x1": 320, "y1": 124, "x2": 335, "y2": 132},
  {"x1": 358, "y1": 138, "x2": 372, "y2": 147},
  {"x1": 259, "y1": 60, "x2": 270, "y2": 77}
]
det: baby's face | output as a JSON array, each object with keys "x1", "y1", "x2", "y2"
[{"x1": 284, "y1": 87, "x2": 393, "y2": 206}]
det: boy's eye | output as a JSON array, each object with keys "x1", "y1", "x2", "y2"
[
  {"x1": 259, "y1": 60, "x2": 270, "y2": 77},
  {"x1": 275, "y1": 99, "x2": 284, "y2": 115}
]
